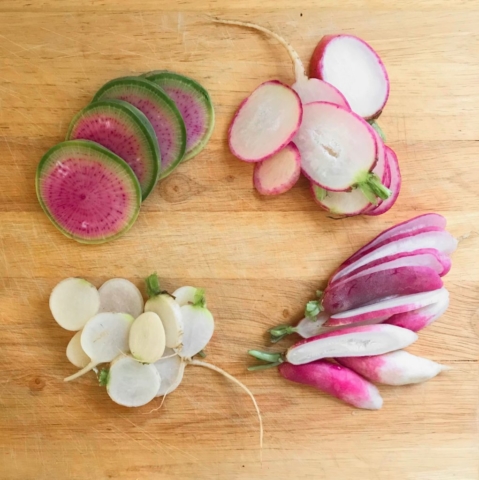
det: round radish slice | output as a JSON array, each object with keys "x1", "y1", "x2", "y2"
[
  {"x1": 143, "y1": 71, "x2": 215, "y2": 162},
  {"x1": 66, "y1": 331, "x2": 91, "y2": 368},
  {"x1": 99, "y1": 278, "x2": 144, "y2": 318},
  {"x1": 229, "y1": 80, "x2": 302, "y2": 163},
  {"x1": 154, "y1": 348, "x2": 185, "y2": 397},
  {"x1": 93, "y1": 76, "x2": 186, "y2": 178},
  {"x1": 66, "y1": 100, "x2": 160, "y2": 200},
  {"x1": 253, "y1": 142, "x2": 301, "y2": 195},
  {"x1": 36, "y1": 140, "x2": 141, "y2": 244},
  {"x1": 311, "y1": 183, "x2": 371, "y2": 216},
  {"x1": 310, "y1": 35, "x2": 389, "y2": 119},
  {"x1": 292, "y1": 78, "x2": 350, "y2": 108}
]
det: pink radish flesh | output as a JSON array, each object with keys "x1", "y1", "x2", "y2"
[
  {"x1": 285, "y1": 324, "x2": 417, "y2": 365},
  {"x1": 336, "y1": 350, "x2": 449, "y2": 386},
  {"x1": 229, "y1": 80, "x2": 302, "y2": 162},
  {"x1": 322, "y1": 266, "x2": 443, "y2": 314},
  {"x1": 310, "y1": 35, "x2": 389, "y2": 119},
  {"x1": 326, "y1": 288, "x2": 446, "y2": 327},
  {"x1": 253, "y1": 142, "x2": 301, "y2": 195},
  {"x1": 294, "y1": 102, "x2": 380, "y2": 191},
  {"x1": 385, "y1": 291, "x2": 450, "y2": 331},
  {"x1": 279, "y1": 360, "x2": 383, "y2": 409},
  {"x1": 292, "y1": 78, "x2": 350, "y2": 108}
]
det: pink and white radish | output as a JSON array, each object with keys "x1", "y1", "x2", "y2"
[
  {"x1": 269, "y1": 312, "x2": 330, "y2": 342},
  {"x1": 99, "y1": 278, "x2": 144, "y2": 318},
  {"x1": 253, "y1": 142, "x2": 301, "y2": 195},
  {"x1": 154, "y1": 348, "x2": 185, "y2": 397},
  {"x1": 336, "y1": 350, "x2": 449, "y2": 386},
  {"x1": 129, "y1": 312, "x2": 166, "y2": 364},
  {"x1": 278, "y1": 360, "x2": 383, "y2": 409},
  {"x1": 310, "y1": 35, "x2": 389, "y2": 119},
  {"x1": 66, "y1": 331, "x2": 90, "y2": 369}
]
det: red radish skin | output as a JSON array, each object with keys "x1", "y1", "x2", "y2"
[
  {"x1": 253, "y1": 142, "x2": 301, "y2": 195},
  {"x1": 322, "y1": 266, "x2": 443, "y2": 314},
  {"x1": 279, "y1": 360, "x2": 383, "y2": 410},
  {"x1": 336, "y1": 351, "x2": 449, "y2": 386},
  {"x1": 228, "y1": 80, "x2": 302, "y2": 162},
  {"x1": 292, "y1": 78, "x2": 350, "y2": 108},
  {"x1": 310, "y1": 35, "x2": 389, "y2": 119}
]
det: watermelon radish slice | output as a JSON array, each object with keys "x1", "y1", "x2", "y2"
[
  {"x1": 66, "y1": 100, "x2": 160, "y2": 200},
  {"x1": 36, "y1": 140, "x2": 141, "y2": 244},
  {"x1": 143, "y1": 71, "x2": 215, "y2": 162},
  {"x1": 92, "y1": 77, "x2": 186, "y2": 178}
]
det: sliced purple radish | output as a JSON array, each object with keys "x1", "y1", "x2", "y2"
[
  {"x1": 310, "y1": 35, "x2": 389, "y2": 119},
  {"x1": 66, "y1": 99, "x2": 160, "y2": 200},
  {"x1": 293, "y1": 78, "x2": 350, "y2": 108},
  {"x1": 228, "y1": 80, "x2": 302, "y2": 162},
  {"x1": 326, "y1": 288, "x2": 447, "y2": 327},
  {"x1": 92, "y1": 76, "x2": 186, "y2": 178},
  {"x1": 253, "y1": 142, "x2": 301, "y2": 195},
  {"x1": 36, "y1": 140, "x2": 141, "y2": 243},
  {"x1": 143, "y1": 71, "x2": 215, "y2": 161}
]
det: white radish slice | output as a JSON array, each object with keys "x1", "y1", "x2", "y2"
[
  {"x1": 172, "y1": 286, "x2": 206, "y2": 307},
  {"x1": 311, "y1": 35, "x2": 389, "y2": 119},
  {"x1": 106, "y1": 355, "x2": 160, "y2": 407},
  {"x1": 178, "y1": 305, "x2": 214, "y2": 358},
  {"x1": 154, "y1": 348, "x2": 185, "y2": 397},
  {"x1": 145, "y1": 294, "x2": 183, "y2": 349},
  {"x1": 49, "y1": 277, "x2": 100, "y2": 331},
  {"x1": 64, "y1": 312, "x2": 134, "y2": 382},
  {"x1": 253, "y1": 142, "x2": 301, "y2": 195},
  {"x1": 229, "y1": 80, "x2": 302, "y2": 162},
  {"x1": 292, "y1": 78, "x2": 350, "y2": 108},
  {"x1": 99, "y1": 278, "x2": 144, "y2": 318},
  {"x1": 311, "y1": 183, "x2": 372, "y2": 216},
  {"x1": 129, "y1": 312, "x2": 166, "y2": 364},
  {"x1": 66, "y1": 331, "x2": 90, "y2": 368}
]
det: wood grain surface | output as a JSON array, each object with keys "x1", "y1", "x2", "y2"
[{"x1": 1, "y1": 1, "x2": 478, "y2": 479}]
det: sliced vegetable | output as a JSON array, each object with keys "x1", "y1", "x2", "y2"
[
  {"x1": 268, "y1": 312, "x2": 330, "y2": 342},
  {"x1": 99, "y1": 278, "x2": 144, "y2": 318},
  {"x1": 129, "y1": 312, "x2": 166, "y2": 363},
  {"x1": 311, "y1": 183, "x2": 372, "y2": 216},
  {"x1": 154, "y1": 348, "x2": 185, "y2": 397},
  {"x1": 66, "y1": 331, "x2": 90, "y2": 368},
  {"x1": 172, "y1": 285, "x2": 206, "y2": 307}
]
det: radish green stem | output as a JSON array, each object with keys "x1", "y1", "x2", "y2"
[
  {"x1": 248, "y1": 361, "x2": 283, "y2": 371},
  {"x1": 356, "y1": 172, "x2": 391, "y2": 202},
  {"x1": 248, "y1": 350, "x2": 283, "y2": 364},
  {"x1": 305, "y1": 300, "x2": 322, "y2": 318},
  {"x1": 268, "y1": 324, "x2": 296, "y2": 343},
  {"x1": 98, "y1": 368, "x2": 109, "y2": 386},
  {"x1": 145, "y1": 273, "x2": 163, "y2": 298},
  {"x1": 368, "y1": 120, "x2": 386, "y2": 142},
  {"x1": 193, "y1": 288, "x2": 206, "y2": 307}
]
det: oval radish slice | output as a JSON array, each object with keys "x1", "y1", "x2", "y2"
[
  {"x1": 36, "y1": 140, "x2": 141, "y2": 244},
  {"x1": 66, "y1": 99, "x2": 160, "y2": 200},
  {"x1": 145, "y1": 294, "x2": 183, "y2": 349},
  {"x1": 228, "y1": 80, "x2": 302, "y2": 162},
  {"x1": 107, "y1": 355, "x2": 160, "y2": 407},
  {"x1": 50, "y1": 277, "x2": 100, "y2": 331},
  {"x1": 253, "y1": 142, "x2": 301, "y2": 195},
  {"x1": 154, "y1": 348, "x2": 185, "y2": 397},
  {"x1": 99, "y1": 278, "x2": 144, "y2": 318},
  {"x1": 292, "y1": 78, "x2": 350, "y2": 108},
  {"x1": 129, "y1": 312, "x2": 166, "y2": 364},
  {"x1": 66, "y1": 331, "x2": 90, "y2": 368},
  {"x1": 310, "y1": 35, "x2": 389, "y2": 119},
  {"x1": 178, "y1": 305, "x2": 214, "y2": 358}
]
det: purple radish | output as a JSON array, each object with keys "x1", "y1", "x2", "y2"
[
  {"x1": 337, "y1": 350, "x2": 450, "y2": 386},
  {"x1": 36, "y1": 140, "x2": 141, "y2": 244},
  {"x1": 385, "y1": 290, "x2": 450, "y2": 331},
  {"x1": 143, "y1": 71, "x2": 215, "y2": 161},
  {"x1": 326, "y1": 288, "x2": 447, "y2": 327},
  {"x1": 310, "y1": 35, "x2": 389, "y2": 119},
  {"x1": 92, "y1": 76, "x2": 186, "y2": 178},
  {"x1": 66, "y1": 99, "x2": 160, "y2": 200},
  {"x1": 322, "y1": 266, "x2": 443, "y2": 314},
  {"x1": 228, "y1": 80, "x2": 302, "y2": 162},
  {"x1": 278, "y1": 360, "x2": 383, "y2": 409},
  {"x1": 253, "y1": 142, "x2": 301, "y2": 195}
]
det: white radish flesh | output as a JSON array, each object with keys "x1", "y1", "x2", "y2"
[
  {"x1": 106, "y1": 355, "x2": 160, "y2": 407},
  {"x1": 253, "y1": 142, "x2": 301, "y2": 195},
  {"x1": 66, "y1": 331, "x2": 90, "y2": 368},
  {"x1": 172, "y1": 286, "x2": 206, "y2": 307},
  {"x1": 311, "y1": 183, "x2": 372, "y2": 216},
  {"x1": 64, "y1": 312, "x2": 134, "y2": 382},
  {"x1": 154, "y1": 348, "x2": 185, "y2": 397},
  {"x1": 99, "y1": 278, "x2": 144, "y2": 318},
  {"x1": 49, "y1": 277, "x2": 100, "y2": 331},
  {"x1": 129, "y1": 312, "x2": 166, "y2": 364},
  {"x1": 292, "y1": 78, "x2": 350, "y2": 108},
  {"x1": 145, "y1": 294, "x2": 183, "y2": 349},
  {"x1": 179, "y1": 305, "x2": 214, "y2": 358}
]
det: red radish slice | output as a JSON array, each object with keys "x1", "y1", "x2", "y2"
[
  {"x1": 326, "y1": 288, "x2": 446, "y2": 327},
  {"x1": 253, "y1": 142, "x2": 301, "y2": 195},
  {"x1": 229, "y1": 80, "x2": 302, "y2": 162},
  {"x1": 322, "y1": 266, "x2": 443, "y2": 314},
  {"x1": 311, "y1": 183, "x2": 372, "y2": 216},
  {"x1": 310, "y1": 35, "x2": 389, "y2": 119},
  {"x1": 292, "y1": 78, "x2": 350, "y2": 108}
]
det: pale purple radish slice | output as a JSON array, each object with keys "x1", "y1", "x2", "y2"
[
  {"x1": 385, "y1": 290, "x2": 450, "y2": 331},
  {"x1": 229, "y1": 80, "x2": 302, "y2": 162},
  {"x1": 292, "y1": 78, "x2": 350, "y2": 108},
  {"x1": 322, "y1": 266, "x2": 443, "y2": 314},
  {"x1": 311, "y1": 183, "x2": 372, "y2": 216},
  {"x1": 326, "y1": 288, "x2": 446, "y2": 327},
  {"x1": 36, "y1": 140, "x2": 141, "y2": 244},
  {"x1": 253, "y1": 142, "x2": 301, "y2": 195},
  {"x1": 310, "y1": 35, "x2": 389, "y2": 119}
]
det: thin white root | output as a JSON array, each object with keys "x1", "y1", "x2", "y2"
[
  {"x1": 64, "y1": 360, "x2": 97, "y2": 382},
  {"x1": 212, "y1": 17, "x2": 305, "y2": 82},
  {"x1": 187, "y1": 359, "x2": 263, "y2": 454}
]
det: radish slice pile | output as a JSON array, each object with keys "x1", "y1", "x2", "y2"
[
  {"x1": 252, "y1": 214, "x2": 455, "y2": 409},
  {"x1": 215, "y1": 18, "x2": 399, "y2": 215}
]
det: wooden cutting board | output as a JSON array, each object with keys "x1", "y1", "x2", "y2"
[{"x1": 1, "y1": 1, "x2": 478, "y2": 479}]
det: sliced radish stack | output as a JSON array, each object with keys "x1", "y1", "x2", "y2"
[{"x1": 292, "y1": 78, "x2": 350, "y2": 108}]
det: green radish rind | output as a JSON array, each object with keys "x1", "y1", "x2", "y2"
[
  {"x1": 143, "y1": 70, "x2": 215, "y2": 162},
  {"x1": 92, "y1": 76, "x2": 187, "y2": 179},
  {"x1": 36, "y1": 140, "x2": 141, "y2": 244},
  {"x1": 66, "y1": 99, "x2": 161, "y2": 200}
]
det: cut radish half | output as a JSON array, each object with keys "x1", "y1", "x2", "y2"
[
  {"x1": 229, "y1": 80, "x2": 302, "y2": 162},
  {"x1": 311, "y1": 183, "x2": 371, "y2": 216},
  {"x1": 253, "y1": 142, "x2": 301, "y2": 195},
  {"x1": 310, "y1": 35, "x2": 389, "y2": 119},
  {"x1": 292, "y1": 78, "x2": 350, "y2": 108}
]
